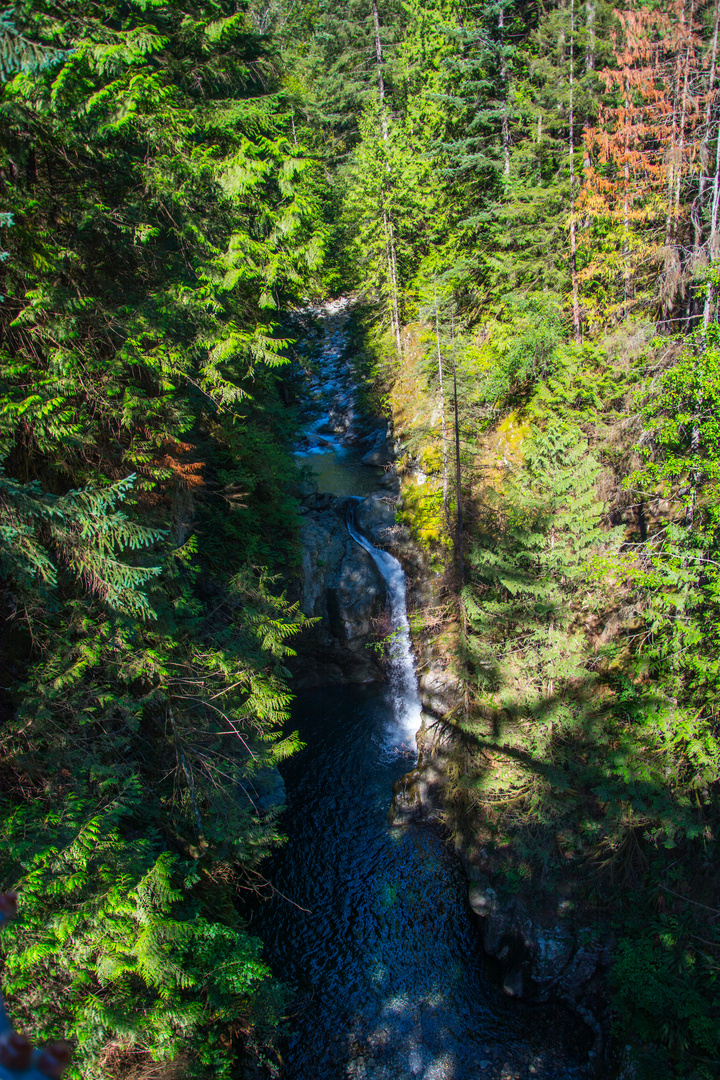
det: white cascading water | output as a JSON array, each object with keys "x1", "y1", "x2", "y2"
[{"x1": 346, "y1": 501, "x2": 422, "y2": 756}]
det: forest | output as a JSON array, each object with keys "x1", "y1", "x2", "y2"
[{"x1": 0, "y1": 0, "x2": 719, "y2": 1078}]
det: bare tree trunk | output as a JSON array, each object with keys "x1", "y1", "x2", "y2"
[
  {"x1": 372, "y1": 0, "x2": 402, "y2": 357},
  {"x1": 703, "y1": 118, "x2": 720, "y2": 335},
  {"x1": 674, "y1": 39, "x2": 692, "y2": 224},
  {"x1": 585, "y1": 0, "x2": 596, "y2": 72},
  {"x1": 372, "y1": 0, "x2": 388, "y2": 136},
  {"x1": 623, "y1": 77, "x2": 631, "y2": 310},
  {"x1": 382, "y1": 207, "x2": 401, "y2": 353},
  {"x1": 673, "y1": 5, "x2": 695, "y2": 323},
  {"x1": 665, "y1": 0, "x2": 685, "y2": 250},
  {"x1": 451, "y1": 314, "x2": 464, "y2": 585},
  {"x1": 695, "y1": 0, "x2": 719, "y2": 253},
  {"x1": 434, "y1": 291, "x2": 449, "y2": 523},
  {"x1": 569, "y1": 0, "x2": 581, "y2": 342},
  {"x1": 499, "y1": 4, "x2": 510, "y2": 177}
]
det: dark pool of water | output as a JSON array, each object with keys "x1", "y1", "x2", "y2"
[
  {"x1": 248, "y1": 685, "x2": 589, "y2": 1080},
  {"x1": 295, "y1": 447, "x2": 383, "y2": 497}
]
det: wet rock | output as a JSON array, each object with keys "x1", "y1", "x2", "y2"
[
  {"x1": 418, "y1": 661, "x2": 463, "y2": 718},
  {"x1": 252, "y1": 765, "x2": 286, "y2": 811},
  {"x1": 299, "y1": 431, "x2": 333, "y2": 450},
  {"x1": 332, "y1": 542, "x2": 387, "y2": 641},
  {"x1": 502, "y1": 965, "x2": 523, "y2": 997},
  {"x1": 389, "y1": 767, "x2": 426, "y2": 822},
  {"x1": 469, "y1": 883, "x2": 500, "y2": 919},
  {"x1": 292, "y1": 494, "x2": 387, "y2": 688},
  {"x1": 299, "y1": 502, "x2": 349, "y2": 619},
  {"x1": 467, "y1": 878, "x2": 605, "y2": 1002},
  {"x1": 361, "y1": 423, "x2": 396, "y2": 467},
  {"x1": 378, "y1": 471, "x2": 401, "y2": 494},
  {"x1": 354, "y1": 491, "x2": 398, "y2": 546},
  {"x1": 388, "y1": 714, "x2": 453, "y2": 824},
  {"x1": 533, "y1": 927, "x2": 576, "y2": 984}
]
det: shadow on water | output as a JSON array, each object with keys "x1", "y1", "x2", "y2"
[
  {"x1": 250, "y1": 302, "x2": 589, "y2": 1078},
  {"x1": 248, "y1": 685, "x2": 590, "y2": 1080}
]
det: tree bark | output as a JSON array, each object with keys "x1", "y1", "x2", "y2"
[
  {"x1": 623, "y1": 76, "x2": 631, "y2": 310},
  {"x1": 372, "y1": 0, "x2": 402, "y2": 357},
  {"x1": 451, "y1": 314, "x2": 464, "y2": 584},
  {"x1": 569, "y1": 0, "x2": 581, "y2": 342},
  {"x1": 499, "y1": 4, "x2": 510, "y2": 177},
  {"x1": 585, "y1": 0, "x2": 596, "y2": 73},
  {"x1": 702, "y1": 115, "x2": 720, "y2": 335},
  {"x1": 695, "y1": 0, "x2": 719, "y2": 253},
  {"x1": 434, "y1": 291, "x2": 449, "y2": 523}
]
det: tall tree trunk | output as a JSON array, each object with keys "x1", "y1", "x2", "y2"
[
  {"x1": 585, "y1": 0, "x2": 596, "y2": 72},
  {"x1": 674, "y1": 10, "x2": 694, "y2": 323},
  {"x1": 451, "y1": 314, "x2": 464, "y2": 584},
  {"x1": 372, "y1": 0, "x2": 402, "y2": 357},
  {"x1": 434, "y1": 291, "x2": 449, "y2": 523},
  {"x1": 499, "y1": 4, "x2": 510, "y2": 177},
  {"x1": 623, "y1": 76, "x2": 631, "y2": 310},
  {"x1": 372, "y1": 0, "x2": 388, "y2": 138},
  {"x1": 381, "y1": 207, "x2": 401, "y2": 351},
  {"x1": 674, "y1": 35, "x2": 692, "y2": 225},
  {"x1": 703, "y1": 117, "x2": 720, "y2": 335},
  {"x1": 695, "y1": 0, "x2": 719, "y2": 253},
  {"x1": 665, "y1": 0, "x2": 686, "y2": 251},
  {"x1": 569, "y1": 0, "x2": 581, "y2": 342}
]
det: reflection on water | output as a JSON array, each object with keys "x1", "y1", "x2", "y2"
[
  {"x1": 249, "y1": 685, "x2": 588, "y2": 1080},
  {"x1": 295, "y1": 446, "x2": 383, "y2": 497}
]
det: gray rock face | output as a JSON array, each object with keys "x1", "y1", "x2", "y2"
[
  {"x1": 291, "y1": 492, "x2": 388, "y2": 688},
  {"x1": 354, "y1": 491, "x2": 398, "y2": 546},
  {"x1": 361, "y1": 423, "x2": 396, "y2": 467},
  {"x1": 251, "y1": 765, "x2": 287, "y2": 812},
  {"x1": 300, "y1": 503, "x2": 350, "y2": 620},
  {"x1": 466, "y1": 879, "x2": 608, "y2": 1003},
  {"x1": 389, "y1": 713, "x2": 455, "y2": 825},
  {"x1": 418, "y1": 661, "x2": 463, "y2": 718}
]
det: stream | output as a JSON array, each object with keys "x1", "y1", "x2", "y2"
[{"x1": 248, "y1": 302, "x2": 589, "y2": 1080}]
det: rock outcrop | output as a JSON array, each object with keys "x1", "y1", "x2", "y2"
[
  {"x1": 466, "y1": 876, "x2": 610, "y2": 1004},
  {"x1": 290, "y1": 491, "x2": 387, "y2": 688},
  {"x1": 360, "y1": 422, "x2": 396, "y2": 467},
  {"x1": 354, "y1": 490, "x2": 397, "y2": 545},
  {"x1": 389, "y1": 713, "x2": 454, "y2": 824}
]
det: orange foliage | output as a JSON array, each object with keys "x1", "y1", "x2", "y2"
[
  {"x1": 155, "y1": 441, "x2": 205, "y2": 490},
  {"x1": 578, "y1": 0, "x2": 713, "y2": 326}
]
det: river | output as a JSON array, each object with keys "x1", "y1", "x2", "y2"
[{"x1": 248, "y1": 302, "x2": 589, "y2": 1080}]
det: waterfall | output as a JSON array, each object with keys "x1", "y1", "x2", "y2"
[{"x1": 347, "y1": 501, "x2": 422, "y2": 755}]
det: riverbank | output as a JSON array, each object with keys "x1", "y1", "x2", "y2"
[
  {"x1": 378, "y1": 320, "x2": 619, "y2": 1060},
  {"x1": 362, "y1": 306, "x2": 720, "y2": 1080},
  {"x1": 258, "y1": 300, "x2": 594, "y2": 1080}
]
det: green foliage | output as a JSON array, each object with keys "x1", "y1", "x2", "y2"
[
  {"x1": 612, "y1": 920, "x2": 720, "y2": 1074},
  {"x1": 0, "y1": 7, "x2": 64, "y2": 80},
  {"x1": 463, "y1": 424, "x2": 611, "y2": 751},
  {"x1": 634, "y1": 339, "x2": 720, "y2": 524},
  {"x1": 0, "y1": 472, "x2": 163, "y2": 618},
  {"x1": 0, "y1": 789, "x2": 282, "y2": 1079},
  {"x1": 0, "y1": 2, "x2": 319, "y2": 1076},
  {"x1": 470, "y1": 293, "x2": 567, "y2": 405}
]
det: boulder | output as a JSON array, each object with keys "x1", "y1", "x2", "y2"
[
  {"x1": 251, "y1": 765, "x2": 286, "y2": 812},
  {"x1": 330, "y1": 543, "x2": 387, "y2": 641},
  {"x1": 418, "y1": 661, "x2": 463, "y2": 718},
  {"x1": 354, "y1": 491, "x2": 397, "y2": 546},
  {"x1": 361, "y1": 423, "x2": 396, "y2": 467},
  {"x1": 466, "y1": 878, "x2": 606, "y2": 1002},
  {"x1": 299, "y1": 503, "x2": 349, "y2": 619},
  {"x1": 293, "y1": 496, "x2": 388, "y2": 688},
  {"x1": 388, "y1": 714, "x2": 454, "y2": 824}
]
